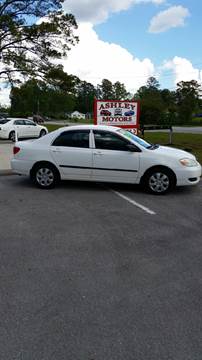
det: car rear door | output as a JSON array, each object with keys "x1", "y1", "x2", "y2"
[
  {"x1": 92, "y1": 130, "x2": 140, "y2": 183},
  {"x1": 13, "y1": 120, "x2": 27, "y2": 138},
  {"x1": 50, "y1": 129, "x2": 93, "y2": 180}
]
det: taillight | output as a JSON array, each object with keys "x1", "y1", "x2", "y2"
[{"x1": 13, "y1": 146, "x2": 20, "y2": 155}]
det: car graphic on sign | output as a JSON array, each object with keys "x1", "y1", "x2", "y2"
[
  {"x1": 100, "y1": 110, "x2": 111, "y2": 116},
  {"x1": 114, "y1": 108, "x2": 122, "y2": 116},
  {"x1": 124, "y1": 110, "x2": 135, "y2": 116}
]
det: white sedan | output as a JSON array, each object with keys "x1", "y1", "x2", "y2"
[
  {"x1": 11, "y1": 125, "x2": 201, "y2": 194},
  {"x1": 0, "y1": 118, "x2": 48, "y2": 142}
]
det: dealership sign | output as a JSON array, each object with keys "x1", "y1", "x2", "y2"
[{"x1": 94, "y1": 99, "x2": 140, "y2": 129}]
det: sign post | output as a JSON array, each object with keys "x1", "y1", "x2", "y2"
[{"x1": 94, "y1": 99, "x2": 140, "y2": 133}]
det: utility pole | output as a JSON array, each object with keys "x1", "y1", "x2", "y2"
[
  {"x1": 199, "y1": 69, "x2": 202, "y2": 99},
  {"x1": 37, "y1": 99, "x2": 40, "y2": 115}
]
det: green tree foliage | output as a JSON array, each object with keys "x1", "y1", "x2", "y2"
[
  {"x1": 10, "y1": 78, "x2": 75, "y2": 117},
  {"x1": 160, "y1": 89, "x2": 177, "y2": 125},
  {"x1": 0, "y1": 0, "x2": 78, "y2": 84},
  {"x1": 75, "y1": 80, "x2": 97, "y2": 114},
  {"x1": 113, "y1": 81, "x2": 130, "y2": 100},
  {"x1": 136, "y1": 77, "x2": 165, "y2": 125},
  {"x1": 176, "y1": 80, "x2": 201, "y2": 124},
  {"x1": 9, "y1": 70, "x2": 202, "y2": 125},
  {"x1": 97, "y1": 79, "x2": 130, "y2": 100},
  {"x1": 45, "y1": 66, "x2": 80, "y2": 94},
  {"x1": 146, "y1": 76, "x2": 160, "y2": 90},
  {"x1": 99, "y1": 79, "x2": 114, "y2": 99}
]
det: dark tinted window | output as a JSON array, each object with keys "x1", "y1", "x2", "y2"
[
  {"x1": 14, "y1": 120, "x2": 25, "y2": 125},
  {"x1": 93, "y1": 130, "x2": 130, "y2": 151},
  {"x1": 0, "y1": 119, "x2": 9, "y2": 124},
  {"x1": 24, "y1": 120, "x2": 36, "y2": 126},
  {"x1": 52, "y1": 130, "x2": 90, "y2": 148}
]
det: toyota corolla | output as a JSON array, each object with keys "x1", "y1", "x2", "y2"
[
  {"x1": 0, "y1": 118, "x2": 48, "y2": 142},
  {"x1": 11, "y1": 125, "x2": 201, "y2": 194}
]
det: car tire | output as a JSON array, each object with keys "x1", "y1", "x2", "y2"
[
  {"x1": 142, "y1": 167, "x2": 176, "y2": 195},
  {"x1": 39, "y1": 129, "x2": 46, "y2": 137},
  {"x1": 31, "y1": 163, "x2": 60, "y2": 189},
  {"x1": 9, "y1": 131, "x2": 16, "y2": 142}
]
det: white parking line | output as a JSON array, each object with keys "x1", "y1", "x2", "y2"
[{"x1": 111, "y1": 190, "x2": 156, "y2": 215}]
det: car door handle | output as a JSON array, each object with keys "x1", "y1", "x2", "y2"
[
  {"x1": 94, "y1": 151, "x2": 103, "y2": 156},
  {"x1": 52, "y1": 148, "x2": 61, "y2": 153}
]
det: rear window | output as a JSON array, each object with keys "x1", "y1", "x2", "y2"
[
  {"x1": 52, "y1": 130, "x2": 90, "y2": 148},
  {"x1": 0, "y1": 119, "x2": 9, "y2": 124}
]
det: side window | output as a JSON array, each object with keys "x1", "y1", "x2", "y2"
[
  {"x1": 52, "y1": 130, "x2": 90, "y2": 148},
  {"x1": 14, "y1": 120, "x2": 25, "y2": 125},
  {"x1": 25, "y1": 120, "x2": 36, "y2": 126},
  {"x1": 93, "y1": 131, "x2": 130, "y2": 151}
]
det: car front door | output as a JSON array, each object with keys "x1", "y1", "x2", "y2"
[
  {"x1": 92, "y1": 130, "x2": 140, "y2": 183},
  {"x1": 50, "y1": 129, "x2": 93, "y2": 180},
  {"x1": 24, "y1": 120, "x2": 39, "y2": 137}
]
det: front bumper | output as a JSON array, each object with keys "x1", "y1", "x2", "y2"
[{"x1": 176, "y1": 163, "x2": 202, "y2": 186}]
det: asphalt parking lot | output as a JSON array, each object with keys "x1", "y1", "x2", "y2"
[{"x1": 1, "y1": 175, "x2": 202, "y2": 360}]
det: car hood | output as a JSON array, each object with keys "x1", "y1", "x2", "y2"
[{"x1": 152, "y1": 145, "x2": 196, "y2": 160}]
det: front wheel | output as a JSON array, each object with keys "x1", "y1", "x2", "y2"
[
  {"x1": 31, "y1": 164, "x2": 59, "y2": 189},
  {"x1": 143, "y1": 168, "x2": 176, "y2": 195},
  {"x1": 39, "y1": 129, "x2": 47, "y2": 137}
]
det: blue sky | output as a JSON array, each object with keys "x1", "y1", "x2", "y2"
[
  {"x1": 62, "y1": 0, "x2": 202, "y2": 93},
  {"x1": 1, "y1": 0, "x2": 202, "y2": 104},
  {"x1": 95, "y1": 0, "x2": 200, "y2": 65},
  {"x1": 93, "y1": 0, "x2": 202, "y2": 90}
]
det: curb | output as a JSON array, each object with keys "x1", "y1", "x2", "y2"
[{"x1": 0, "y1": 169, "x2": 14, "y2": 176}]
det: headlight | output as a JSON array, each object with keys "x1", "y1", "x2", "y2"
[{"x1": 180, "y1": 158, "x2": 198, "y2": 167}]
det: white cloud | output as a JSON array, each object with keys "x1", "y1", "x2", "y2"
[
  {"x1": 163, "y1": 56, "x2": 202, "y2": 85},
  {"x1": 149, "y1": 6, "x2": 190, "y2": 33},
  {"x1": 0, "y1": 22, "x2": 155, "y2": 105},
  {"x1": 0, "y1": 86, "x2": 10, "y2": 106},
  {"x1": 63, "y1": 23, "x2": 155, "y2": 94},
  {"x1": 0, "y1": 61, "x2": 11, "y2": 105},
  {"x1": 63, "y1": 0, "x2": 165, "y2": 24}
]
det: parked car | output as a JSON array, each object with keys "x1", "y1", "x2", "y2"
[
  {"x1": 33, "y1": 114, "x2": 45, "y2": 124},
  {"x1": 124, "y1": 110, "x2": 135, "y2": 116},
  {"x1": 0, "y1": 118, "x2": 48, "y2": 142},
  {"x1": 11, "y1": 125, "x2": 201, "y2": 194},
  {"x1": 100, "y1": 110, "x2": 111, "y2": 116}
]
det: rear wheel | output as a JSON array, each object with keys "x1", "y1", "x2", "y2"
[
  {"x1": 9, "y1": 131, "x2": 16, "y2": 142},
  {"x1": 31, "y1": 163, "x2": 60, "y2": 189},
  {"x1": 142, "y1": 167, "x2": 176, "y2": 195}
]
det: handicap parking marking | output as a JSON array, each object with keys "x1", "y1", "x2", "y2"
[{"x1": 111, "y1": 189, "x2": 156, "y2": 215}]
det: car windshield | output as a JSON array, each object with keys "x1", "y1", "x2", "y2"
[
  {"x1": 118, "y1": 129, "x2": 152, "y2": 149},
  {"x1": 0, "y1": 119, "x2": 9, "y2": 124}
]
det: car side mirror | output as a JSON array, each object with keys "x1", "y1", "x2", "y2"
[{"x1": 127, "y1": 144, "x2": 141, "y2": 152}]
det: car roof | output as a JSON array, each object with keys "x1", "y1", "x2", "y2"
[
  {"x1": 57, "y1": 124, "x2": 121, "y2": 132},
  {"x1": 7, "y1": 117, "x2": 29, "y2": 120}
]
